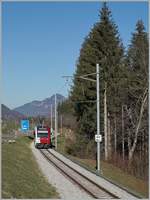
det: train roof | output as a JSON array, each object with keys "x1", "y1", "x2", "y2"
[{"x1": 37, "y1": 125, "x2": 48, "y2": 130}]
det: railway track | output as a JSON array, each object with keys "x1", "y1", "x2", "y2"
[{"x1": 40, "y1": 149, "x2": 119, "y2": 199}]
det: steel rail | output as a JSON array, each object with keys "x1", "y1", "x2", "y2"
[
  {"x1": 56, "y1": 150, "x2": 142, "y2": 199},
  {"x1": 47, "y1": 149, "x2": 119, "y2": 198},
  {"x1": 40, "y1": 149, "x2": 118, "y2": 199},
  {"x1": 40, "y1": 149, "x2": 97, "y2": 198}
]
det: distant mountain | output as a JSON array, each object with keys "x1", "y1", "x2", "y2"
[
  {"x1": 2, "y1": 104, "x2": 26, "y2": 120},
  {"x1": 13, "y1": 94, "x2": 66, "y2": 117}
]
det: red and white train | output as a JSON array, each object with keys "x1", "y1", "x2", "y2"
[{"x1": 34, "y1": 125, "x2": 51, "y2": 148}]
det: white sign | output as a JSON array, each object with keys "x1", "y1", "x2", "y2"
[{"x1": 95, "y1": 134, "x2": 102, "y2": 142}]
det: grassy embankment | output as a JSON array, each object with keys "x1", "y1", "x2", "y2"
[
  {"x1": 57, "y1": 129, "x2": 149, "y2": 198},
  {"x1": 2, "y1": 136, "x2": 59, "y2": 199}
]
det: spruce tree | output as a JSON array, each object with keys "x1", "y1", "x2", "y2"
[{"x1": 70, "y1": 2, "x2": 124, "y2": 156}]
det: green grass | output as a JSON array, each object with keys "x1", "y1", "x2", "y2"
[{"x1": 2, "y1": 136, "x2": 59, "y2": 199}]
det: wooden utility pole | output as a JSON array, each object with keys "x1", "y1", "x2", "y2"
[
  {"x1": 107, "y1": 112, "x2": 112, "y2": 159},
  {"x1": 104, "y1": 82, "x2": 108, "y2": 160},
  {"x1": 61, "y1": 115, "x2": 63, "y2": 135},
  {"x1": 122, "y1": 105, "x2": 125, "y2": 161},
  {"x1": 55, "y1": 94, "x2": 58, "y2": 149},
  {"x1": 114, "y1": 114, "x2": 117, "y2": 156},
  {"x1": 51, "y1": 104, "x2": 53, "y2": 129}
]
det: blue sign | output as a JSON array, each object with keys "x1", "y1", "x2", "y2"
[{"x1": 21, "y1": 120, "x2": 29, "y2": 132}]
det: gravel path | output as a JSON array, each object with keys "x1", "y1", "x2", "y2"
[{"x1": 31, "y1": 142, "x2": 92, "y2": 199}]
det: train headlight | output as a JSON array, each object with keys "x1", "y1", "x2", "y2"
[{"x1": 36, "y1": 138, "x2": 40, "y2": 143}]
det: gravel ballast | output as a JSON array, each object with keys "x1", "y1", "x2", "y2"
[
  {"x1": 31, "y1": 142, "x2": 92, "y2": 199},
  {"x1": 50, "y1": 149, "x2": 138, "y2": 199}
]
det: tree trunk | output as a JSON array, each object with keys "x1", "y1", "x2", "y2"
[
  {"x1": 127, "y1": 129, "x2": 131, "y2": 155},
  {"x1": 142, "y1": 132, "x2": 145, "y2": 176},
  {"x1": 104, "y1": 82, "x2": 108, "y2": 160},
  {"x1": 114, "y1": 114, "x2": 117, "y2": 156},
  {"x1": 122, "y1": 105, "x2": 125, "y2": 161},
  {"x1": 128, "y1": 88, "x2": 148, "y2": 161},
  {"x1": 107, "y1": 112, "x2": 112, "y2": 160}
]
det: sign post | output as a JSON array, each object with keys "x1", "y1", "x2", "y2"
[{"x1": 21, "y1": 120, "x2": 29, "y2": 133}]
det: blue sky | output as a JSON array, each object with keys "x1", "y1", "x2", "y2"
[{"x1": 2, "y1": 1, "x2": 148, "y2": 109}]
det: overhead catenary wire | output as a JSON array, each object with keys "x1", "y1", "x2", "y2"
[
  {"x1": 54, "y1": 78, "x2": 72, "y2": 149},
  {"x1": 56, "y1": 79, "x2": 70, "y2": 95},
  {"x1": 62, "y1": 75, "x2": 143, "y2": 81},
  {"x1": 58, "y1": 77, "x2": 97, "y2": 104},
  {"x1": 68, "y1": 100, "x2": 97, "y2": 103}
]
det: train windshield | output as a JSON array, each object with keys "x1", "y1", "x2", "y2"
[
  {"x1": 37, "y1": 132, "x2": 48, "y2": 137},
  {"x1": 37, "y1": 128, "x2": 48, "y2": 138}
]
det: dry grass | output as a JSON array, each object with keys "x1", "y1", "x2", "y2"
[
  {"x1": 70, "y1": 156, "x2": 149, "y2": 198},
  {"x1": 57, "y1": 128, "x2": 149, "y2": 198}
]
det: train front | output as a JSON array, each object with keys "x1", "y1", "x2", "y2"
[{"x1": 34, "y1": 125, "x2": 51, "y2": 148}]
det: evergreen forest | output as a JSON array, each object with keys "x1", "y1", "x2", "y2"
[{"x1": 58, "y1": 2, "x2": 148, "y2": 180}]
